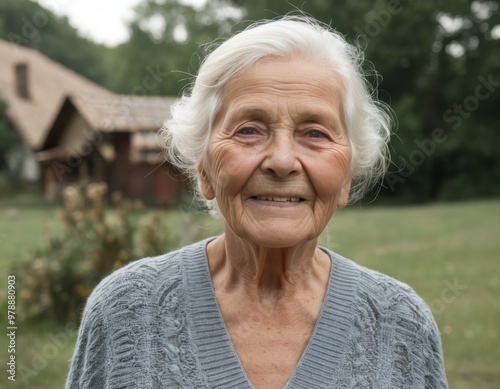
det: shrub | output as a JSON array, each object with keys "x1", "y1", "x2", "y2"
[{"x1": 11, "y1": 182, "x2": 203, "y2": 323}]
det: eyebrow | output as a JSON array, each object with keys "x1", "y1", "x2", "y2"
[
  {"x1": 295, "y1": 109, "x2": 343, "y2": 131},
  {"x1": 231, "y1": 107, "x2": 272, "y2": 121},
  {"x1": 297, "y1": 110, "x2": 332, "y2": 123},
  {"x1": 217, "y1": 106, "x2": 272, "y2": 131},
  {"x1": 229, "y1": 106, "x2": 339, "y2": 122}
]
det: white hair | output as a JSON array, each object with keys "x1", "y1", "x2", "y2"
[{"x1": 160, "y1": 16, "x2": 392, "y2": 213}]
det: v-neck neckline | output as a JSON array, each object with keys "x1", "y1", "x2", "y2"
[{"x1": 182, "y1": 238, "x2": 358, "y2": 389}]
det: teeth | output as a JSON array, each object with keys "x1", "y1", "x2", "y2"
[{"x1": 256, "y1": 196, "x2": 300, "y2": 202}]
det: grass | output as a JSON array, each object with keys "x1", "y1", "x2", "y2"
[
  {"x1": 321, "y1": 200, "x2": 500, "y2": 389},
  {"x1": 0, "y1": 198, "x2": 499, "y2": 388}
]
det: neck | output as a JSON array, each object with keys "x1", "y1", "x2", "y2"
[{"x1": 206, "y1": 227, "x2": 330, "y2": 304}]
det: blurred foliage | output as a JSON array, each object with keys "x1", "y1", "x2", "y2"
[
  {"x1": 231, "y1": 0, "x2": 500, "y2": 202},
  {"x1": 11, "y1": 182, "x2": 202, "y2": 323},
  {"x1": 111, "y1": 0, "x2": 500, "y2": 202},
  {"x1": 0, "y1": 101, "x2": 20, "y2": 172},
  {"x1": 0, "y1": 101, "x2": 28, "y2": 194},
  {"x1": 105, "y1": 0, "x2": 241, "y2": 96},
  {"x1": 0, "y1": 0, "x2": 499, "y2": 202}
]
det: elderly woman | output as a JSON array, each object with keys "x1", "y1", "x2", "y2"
[{"x1": 66, "y1": 17, "x2": 447, "y2": 389}]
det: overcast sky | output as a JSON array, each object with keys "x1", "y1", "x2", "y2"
[{"x1": 36, "y1": 0, "x2": 150, "y2": 46}]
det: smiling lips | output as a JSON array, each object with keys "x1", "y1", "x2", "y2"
[{"x1": 253, "y1": 196, "x2": 305, "y2": 202}]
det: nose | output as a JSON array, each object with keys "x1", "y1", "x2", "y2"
[{"x1": 260, "y1": 132, "x2": 302, "y2": 177}]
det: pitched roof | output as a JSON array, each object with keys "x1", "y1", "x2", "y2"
[
  {"x1": 0, "y1": 39, "x2": 113, "y2": 150},
  {"x1": 41, "y1": 95, "x2": 176, "y2": 151},
  {"x1": 0, "y1": 40, "x2": 176, "y2": 150},
  {"x1": 70, "y1": 94, "x2": 176, "y2": 132}
]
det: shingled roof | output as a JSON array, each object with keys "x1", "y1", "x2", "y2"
[
  {"x1": 0, "y1": 39, "x2": 176, "y2": 150},
  {"x1": 0, "y1": 39, "x2": 113, "y2": 150},
  {"x1": 69, "y1": 94, "x2": 176, "y2": 132},
  {"x1": 41, "y1": 94, "x2": 177, "y2": 154}
]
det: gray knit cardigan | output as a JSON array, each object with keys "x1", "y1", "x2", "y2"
[{"x1": 66, "y1": 238, "x2": 448, "y2": 388}]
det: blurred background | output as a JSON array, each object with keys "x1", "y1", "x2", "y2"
[{"x1": 0, "y1": 0, "x2": 499, "y2": 387}]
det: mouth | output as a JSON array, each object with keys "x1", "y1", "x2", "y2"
[{"x1": 251, "y1": 196, "x2": 306, "y2": 203}]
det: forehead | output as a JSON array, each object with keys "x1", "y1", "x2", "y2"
[{"x1": 221, "y1": 57, "x2": 345, "y2": 110}]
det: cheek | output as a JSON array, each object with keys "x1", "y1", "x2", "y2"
[
  {"x1": 308, "y1": 151, "x2": 351, "y2": 203},
  {"x1": 208, "y1": 144, "x2": 259, "y2": 200}
]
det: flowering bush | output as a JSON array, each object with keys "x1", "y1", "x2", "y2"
[{"x1": 11, "y1": 182, "x2": 202, "y2": 323}]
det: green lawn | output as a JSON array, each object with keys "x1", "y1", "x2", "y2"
[
  {"x1": 0, "y1": 199, "x2": 498, "y2": 388},
  {"x1": 321, "y1": 200, "x2": 500, "y2": 389}
]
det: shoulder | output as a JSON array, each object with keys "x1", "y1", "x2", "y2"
[
  {"x1": 327, "y1": 249, "x2": 437, "y2": 331},
  {"x1": 66, "y1": 240, "x2": 211, "y2": 388},
  {"x1": 91, "y1": 247, "x2": 182, "y2": 303},
  {"x1": 326, "y1": 250, "x2": 448, "y2": 387},
  {"x1": 84, "y1": 239, "x2": 208, "y2": 318}
]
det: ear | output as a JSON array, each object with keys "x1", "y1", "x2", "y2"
[
  {"x1": 337, "y1": 174, "x2": 352, "y2": 209},
  {"x1": 197, "y1": 164, "x2": 215, "y2": 200}
]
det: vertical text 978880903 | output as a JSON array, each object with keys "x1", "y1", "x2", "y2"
[{"x1": 7, "y1": 275, "x2": 16, "y2": 382}]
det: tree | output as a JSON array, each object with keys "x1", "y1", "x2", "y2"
[
  {"x1": 232, "y1": 0, "x2": 500, "y2": 202},
  {"x1": 116, "y1": 0, "x2": 500, "y2": 201},
  {"x1": 106, "y1": 0, "x2": 242, "y2": 96},
  {"x1": 2, "y1": 0, "x2": 497, "y2": 201},
  {"x1": 0, "y1": 101, "x2": 19, "y2": 172}
]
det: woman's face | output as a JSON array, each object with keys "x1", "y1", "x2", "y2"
[{"x1": 199, "y1": 57, "x2": 352, "y2": 248}]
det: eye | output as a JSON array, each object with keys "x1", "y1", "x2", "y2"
[
  {"x1": 238, "y1": 127, "x2": 258, "y2": 135},
  {"x1": 307, "y1": 129, "x2": 325, "y2": 138},
  {"x1": 232, "y1": 123, "x2": 266, "y2": 145}
]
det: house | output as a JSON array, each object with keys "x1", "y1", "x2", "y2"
[
  {"x1": 0, "y1": 39, "x2": 185, "y2": 205},
  {"x1": 37, "y1": 94, "x2": 184, "y2": 205},
  {"x1": 0, "y1": 39, "x2": 113, "y2": 183}
]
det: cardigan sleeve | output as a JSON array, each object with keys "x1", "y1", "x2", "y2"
[
  {"x1": 423, "y1": 316, "x2": 448, "y2": 389},
  {"x1": 65, "y1": 258, "x2": 164, "y2": 389},
  {"x1": 380, "y1": 279, "x2": 449, "y2": 389},
  {"x1": 65, "y1": 285, "x2": 111, "y2": 389},
  {"x1": 400, "y1": 297, "x2": 449, "y2": 388}
]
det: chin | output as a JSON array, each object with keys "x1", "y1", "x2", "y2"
[{"x1": 238, "y1": 227, "x2": 315, "y2": 249}]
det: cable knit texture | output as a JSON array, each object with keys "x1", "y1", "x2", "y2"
[{"x1": 66, "y1": 238, "x2": 448, "y2": 388}]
